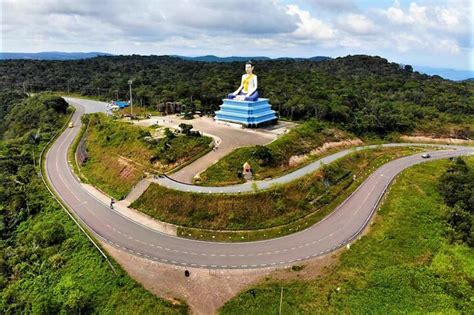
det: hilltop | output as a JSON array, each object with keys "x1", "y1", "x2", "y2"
[{"x1": 1, "y1": 54, "x2": 472, "y2": 139}]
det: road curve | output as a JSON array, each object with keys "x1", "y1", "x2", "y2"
[
  {"x1": 154, "y1": 143, "x2": 468, "y2": 193},
  {"x1": 45, "y1": 98, "x2": 474, "y2": 269}
]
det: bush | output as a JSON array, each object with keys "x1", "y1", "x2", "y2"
[
  {"x1": 33, "y1": 222, "x2": 66, "y2": 246},
  {"x1": 178, "y1": 123, "x2": 193, "y2": 135},
  {"x1": 439, "y1": 157, "x2": 474, "y2": 247},
  {"x1": 446, "y1": 204, "x2": 472, "y2": 246},
  {"x1": 42, "y1": 95, "x2": 69, "y2": 114},
  {"x1": 252, "y1": 145, "x2": 274, "y2": 166}
]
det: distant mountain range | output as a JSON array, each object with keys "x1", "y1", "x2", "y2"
[
  {"x1": 411, "y1": 65, "x2": 474, "y2": 82},
  {"x1": 0, "y1": 51, "x2": 114, "y2": 60},
  {"x1": 1, "y1": 52, "x2": 472, "y2": 81},
  {"x1": 173, "y1": 55, "x2": 332, "y2": 63}
]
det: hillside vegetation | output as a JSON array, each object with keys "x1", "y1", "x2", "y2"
[
  {"x1": 438, "y1": 157, "x2": 473, "y2": 247},
  {"x1": 1, "y1": 55, "x2": 472, "y2": 138},
  {"x1": 132, "y1": 146, "x2": 423, "y2": 232},
  {"x1": 221, "y1": 157, "x2": 474, "y2": 314},
  {"x1": 81, "y1": 113, "x2": 211, "y2": 199},
  {"x1": 0, "y1": 91, "x2": 187, "y2": 313},
  {"x1": 197, "y1": 120, "x2": 359, "y2": 185}
]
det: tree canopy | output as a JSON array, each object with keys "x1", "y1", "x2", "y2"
[{"x1": 1, "y1": 54, "x2": 472, "y2": 136}]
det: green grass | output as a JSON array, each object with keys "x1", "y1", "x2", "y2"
[
  {"x1": 220, "y1": 157, "x2": 474, "y2": 314},
  {"x1": 413, "y1": 119, "x2": 474, "y2": 139},
  {"x1": 117, "y1": 105, "x2": 162, "y2": 117},
  {"x1": 196, "y1": 120, "x2": 358, "y2": 186},
  {"x1": 132, "y1": 147, "x2": 424, "y2": 237},
  {"x1": 80, "y1": 113, "x2": 211, "y2": 199}
]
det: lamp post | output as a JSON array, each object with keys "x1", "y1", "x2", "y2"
[{"x1": 128, "y1": 79, "x2": 133, "y2": 116}]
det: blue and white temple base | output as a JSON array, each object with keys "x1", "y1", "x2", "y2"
[{"x1": 214, "y1": 98, "x2": 278, "y2": 128}]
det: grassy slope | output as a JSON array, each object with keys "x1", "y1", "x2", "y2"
[
  {"x1": 81, "y1": 113, "x2": 211, "y2": 199},
  {"x1": 220, "y1": 157, "x2": 474, "y2": 314},
  {"x1": 196, "y1": 120, "x2": 358, "y2": 186},
  {"x1": 1, "y1": 201, "x2": 187, "y2": 314},
  {"x1": 117, "y1": 105, "x2": 161, "y2": 117},
  {"x1": 132, "y1": 147, "x2": 423, "y2": 231}
]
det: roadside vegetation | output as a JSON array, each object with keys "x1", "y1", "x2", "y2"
[
  {"x1": 117, "y1": 105, "x2": 161, "y2": 117},
  {"x1": 80, "y1": 113, "x2": 211, "y2": 199},
  {"x1": 220, "y1": 157, "x2": 474, "y2": 314},
  {"x1": 0, "y1": 91, "x2": 186, "y2": 313},
  {"x1": 132, "y1": 146, "x2": 424, "y2": 233},
  {"x1": 438, "y1": 157, "x2": 473, "y2": 247},
  {"x1": 196, "y1": 119, "x2": 359, "y2": 185}
]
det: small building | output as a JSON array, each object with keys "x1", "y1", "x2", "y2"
[{"x1": 110, "y1": 100, "x2": 129, "y2": 108}]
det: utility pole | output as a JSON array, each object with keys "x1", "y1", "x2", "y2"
[{"x1": 128, "y1": 79, "x2": 133, "y2": 116}]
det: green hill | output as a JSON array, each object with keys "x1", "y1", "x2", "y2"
[{"x1": 1, "y1": 54, "x2": 472, "y2": 138}]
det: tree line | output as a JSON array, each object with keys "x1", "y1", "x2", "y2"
[{"x1": 0, "y1": 54, "x2": 472, "y2": 136}]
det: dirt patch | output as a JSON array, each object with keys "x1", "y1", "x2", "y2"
[
  {"x1": 413, "y1": 251, "x2": 433, "y2": 266},
  {"x1": 153, "y1": 160, "x2": 178, "y2": 172},
  {"x1": 100, "y1": 242, "x2": 342, "y2": 315},
  {"x1": 117, "y1": 157, "x2": 137, "y2": 179},
  {"x1": 400, "y1": 135, "x2": 473, "y2": 145},
  {"x1": 262, "y1": 250, "x2": 343, "y2": 283},
  {"x1": 289, "y1": 139, "x2": 364, "y2": 167}
]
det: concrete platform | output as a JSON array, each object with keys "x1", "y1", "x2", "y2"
[{"x1": 215, "y1": 98, "x2": 278, "y2": 127}]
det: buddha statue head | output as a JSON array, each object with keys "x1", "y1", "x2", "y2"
[{"x1": 245, "y1": 61, "x2": 254, "y2": 75}]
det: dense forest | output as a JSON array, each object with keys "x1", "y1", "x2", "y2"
[
  {"x1": 439, "y1": 158, "x2": 474, "y2": 247},
  {"x1": 0, "y1": 91, "x2": 185, "y2": 313},
  {"x1": 1, "y1": 55, "x2": 473, "y2": 136}
]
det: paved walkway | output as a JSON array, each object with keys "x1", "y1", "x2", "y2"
[{"x1": 123, "y1": 179, "x2": 151, "y2": 204}]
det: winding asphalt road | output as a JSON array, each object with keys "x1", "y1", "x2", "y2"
[
  {"x1": 45, "y1": 98, "x2": 473, "y2": 269},
  {"x1": 154, "y1": 143, "x2": 465, "y2": 193}
]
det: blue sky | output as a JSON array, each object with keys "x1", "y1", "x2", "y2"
[{"x1": 1, "y1": 0, "x2": 472, "y2": 70}]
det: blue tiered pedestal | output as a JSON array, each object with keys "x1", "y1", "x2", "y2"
[{"x1": 214, "y1": 98, "x2": 278, "y2": 128}]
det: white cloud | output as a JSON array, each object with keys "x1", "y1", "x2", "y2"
[
  {"x1": 0, "y1": 0, "x2": 471, "y2": 70},
  {"x1": 308, "y1": 0, "x2": 357, "y2": 12},
  {"x1": 380, "y1": 0, "x2": 470, "y2": 34},
  {"x1": 372, "y1": 0, "x2": 471, "y2": 58},
  {"x1": 286, "y1": 5, "x2": 336, "y2": 41},
  {"x1": 336, "y1": 14, "x2": 377, "y2": 35}
]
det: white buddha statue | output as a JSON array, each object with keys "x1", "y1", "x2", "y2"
[{"x1": 227, "y1": 61, "x2": 259, "y2": 101}]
